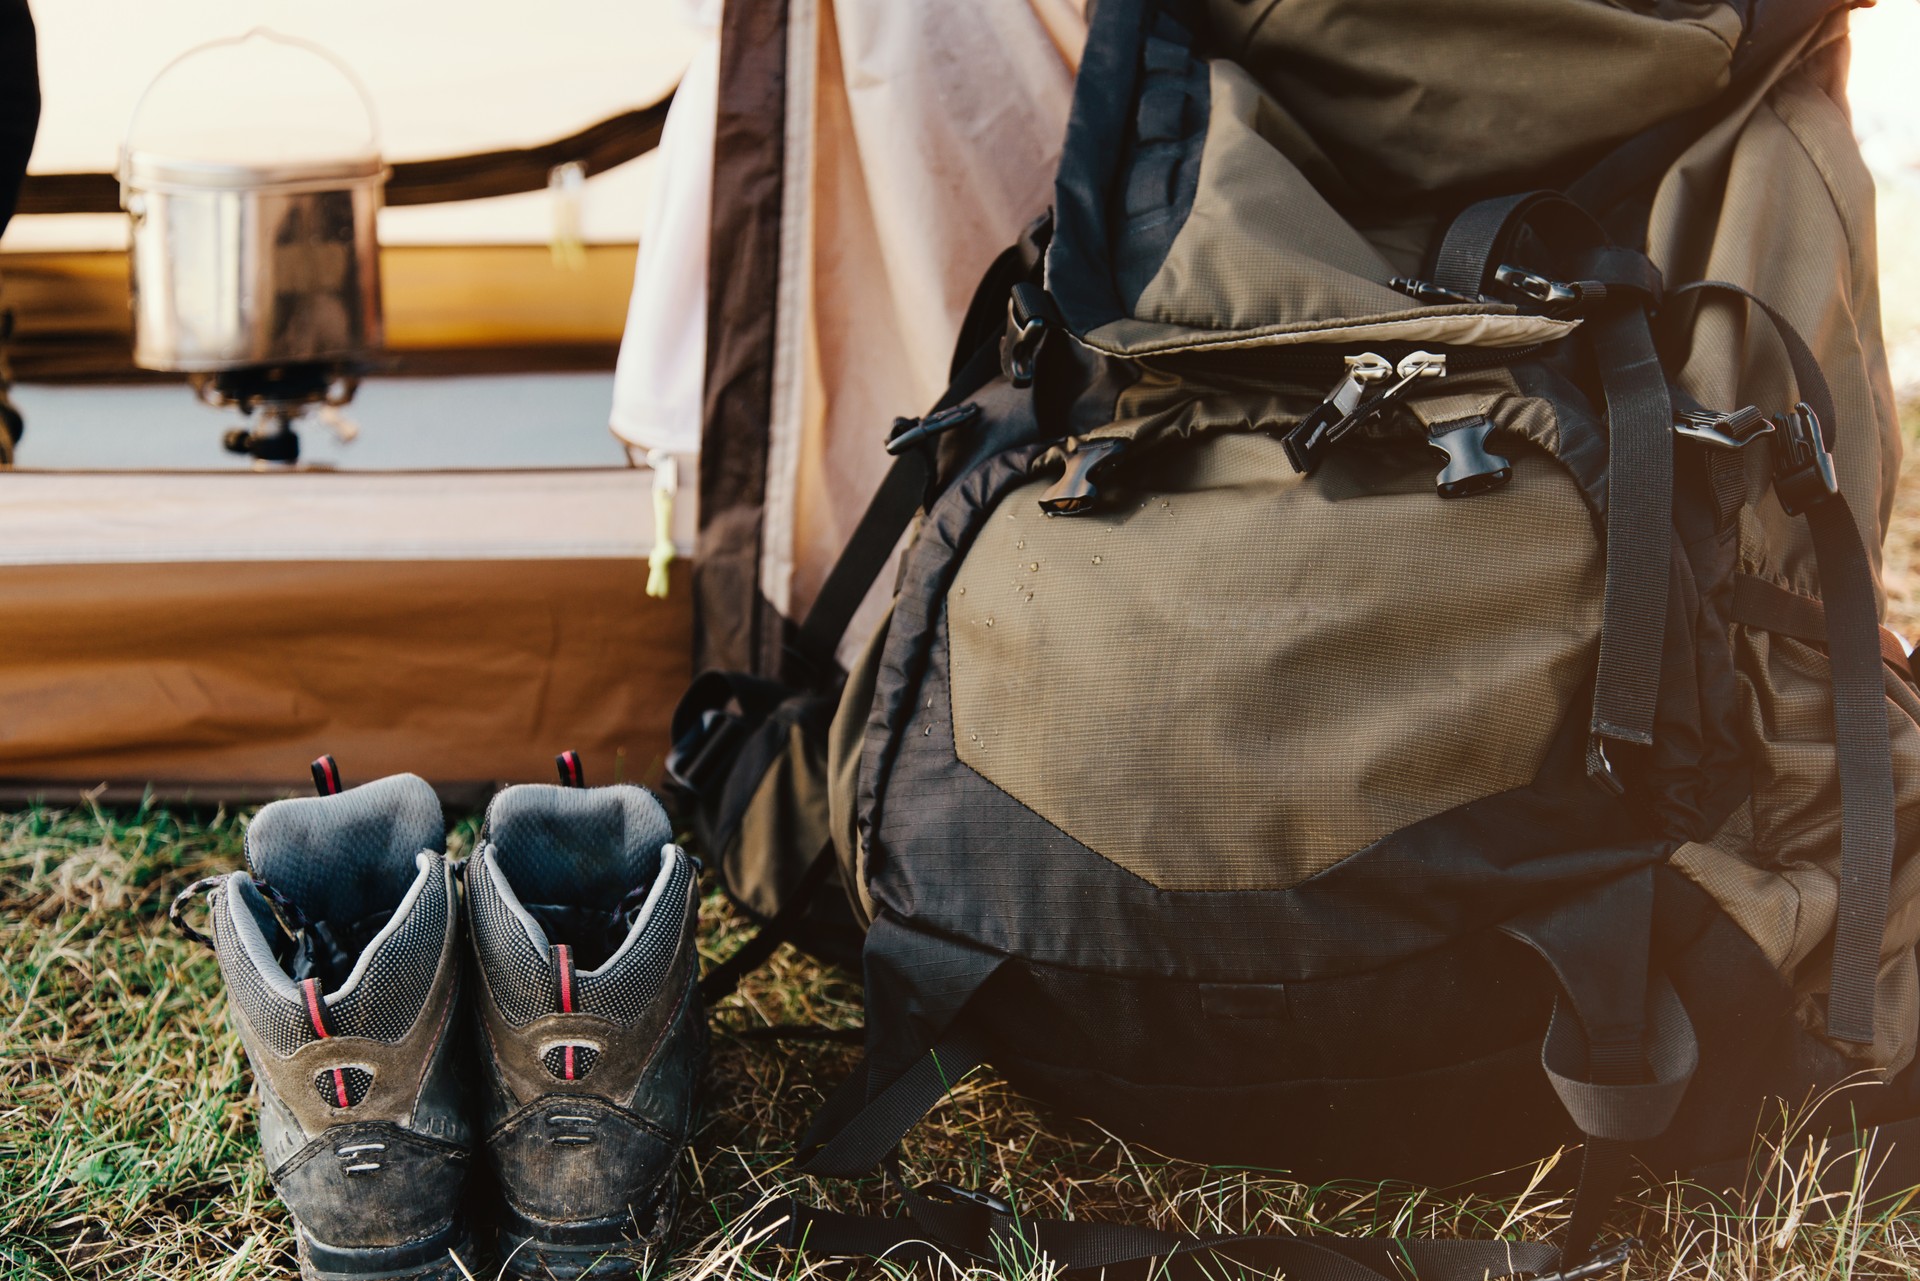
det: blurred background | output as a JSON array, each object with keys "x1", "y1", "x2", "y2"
[{"x1": 0, "y1": 0, "x2": 1914, "y2": 453}]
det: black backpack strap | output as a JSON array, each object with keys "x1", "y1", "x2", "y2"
[
  {"x1": 765, "y1": 1029, "x2": 1627, "y2": 1281},
  {"x1": 1433, "y1": 193, "x2": 1674, "y2": 787},
  {"x1": 762, "y1": 1186, "x2": 1583, "y2": 1281},
  {"x1": 770, "y1": 887, "x2": 1686, "y2": 1281},
  {"x1": 1665, "y1": 279, "x2": 1895, "y2": 1046},
  {"x1": 788, "y1": 233, "x2": 1044, "y2": 677},
  {"x1": 1500, "y1": 868, "x2": 1697, "y2": 1261}
]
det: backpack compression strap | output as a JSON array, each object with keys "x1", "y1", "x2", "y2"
[
  {"x1": 1662, "y1": 280, "x2": 1897, "y2": 1047},
  {"x1": 1432, "y1": 192, "x2": 1673, "y2": 789}
]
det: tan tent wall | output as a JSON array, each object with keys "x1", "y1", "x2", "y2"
[{"x1": 0, "y1": 469, "x2": 692, "y2": 802}]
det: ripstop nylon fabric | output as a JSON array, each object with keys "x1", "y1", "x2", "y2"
[{"x1": 948, "y1": 429, "x2": 1603, "y2": 891}]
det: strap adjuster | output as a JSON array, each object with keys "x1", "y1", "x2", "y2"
[
  {"x1": 1002, "y1": 283, "x2": 1057, "y2": 389},
  {"x1": 1535, "y1": 1237, "x2": 1638, "y2": 1281},
  {"x1": 1673, "y1": 405, "x2": 1770, "y2": 450},
  {"x1": 920, "y1": 1182, "x2": 1013, "y2": 1216},
  {"x1": 664, "y1": 707, "x2": 745, "y2": 798},
  {"x1": 1769, "y1": 401, "x2": 1838, "y2": 516},
  {"x1": 1493, "y1": 264, "x2": 1606, "y2": 318},
  {"x1": 886, "y1": 401, "x2": 981, "y2": 457}
]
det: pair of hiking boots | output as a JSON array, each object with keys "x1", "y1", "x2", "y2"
[{"x1": 171, "y1": 760, "x2": 703, "y2": 1280}]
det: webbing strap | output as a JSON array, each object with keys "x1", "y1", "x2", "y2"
[
  {"x1": 698, "y1": 843, "x2": 838, "y2": 1004},
  {"x1": 790, "y1": 247, "x2": 1031, "y2": 675},
  {"x1": 1730, "y1": 573, "x2": 1915, "y2": 682},
  {"x1": 1431, "y1": 194, "x2": 1673, "y2": 765},
  {"x1": 792, "y1": 1030, "x2": 990, "y2": 1178},
  {"x1": 1671, "y1": 280, "x2": 1896, "y2": 1045},
  {"x1": 1585, "y1": 299, "x2": 1674, "y2": 757},
  {"x1": 1430, "y1": 192, "x2": 1602, "y2": 302}
]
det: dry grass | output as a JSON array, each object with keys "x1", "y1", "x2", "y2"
[{"x1": 5, "y1": 795, "x2": 1920, "y2": 1281}]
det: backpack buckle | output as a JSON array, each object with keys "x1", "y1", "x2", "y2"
[
  {"x1": 1429, "y1": 417, "x2": 1512, "y2": 499},
  {"x1": 1002, "y1": 283, "x2": 1057, "y2": 389},
  {"x1": 1768, "y1": 402, "x2": 1838, "y2": 516},
  {"x1": 887, "y1": 402, "x2": 982, "y2": 456},
  {"x1": 1673, "y1": 405, "x2": 1770, "y2": 450},
  {"x1": 1492, "y1": 264, "x2": 1604, "y2": 318},
  {"x1": 921, "y1": 1182, "x2": 1014, "y2": 1216},
  {"x1": 664, "y1": 708, "x2": 746, "y2": 798},
  {"x1": 1038, "y1": 436, "x2": 1128, "y2": 516}
]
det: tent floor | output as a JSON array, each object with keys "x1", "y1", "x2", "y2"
[{"x1": 1, "y1": 374, "x2": 692, "y2": 800}]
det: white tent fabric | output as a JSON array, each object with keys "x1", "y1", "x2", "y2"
[
  {"x1": 608, "y1": 5, "x2": 721, "y2": 461},
  {"x1": 727, "y1": 0, "x2": 1089, "y2": 661}
]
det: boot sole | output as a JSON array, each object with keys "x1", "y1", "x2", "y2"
[
  {"x1": 493, "y1": 1181, "x2": 676, "y2": 1280},
  {"x1": 297, "y1": 1223, "x2": 476, "y2": 1281}
]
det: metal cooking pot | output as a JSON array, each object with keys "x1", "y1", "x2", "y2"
[{"x1": 120, "y1": 31, "x2": 386, "y2": 375}]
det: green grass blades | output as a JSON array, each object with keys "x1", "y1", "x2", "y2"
[{"x1": 7, "y1": 799, "x2": 1920, "y2": 1278}]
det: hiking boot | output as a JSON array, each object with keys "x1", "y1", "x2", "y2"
[
  {"x1": 192, "y1": 773, "x2": 473, "y2": 1280},
  {"x1": 464, "y1": 782, "x2": 703, "y2": 1278}
]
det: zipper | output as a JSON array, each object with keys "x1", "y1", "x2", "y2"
[
  {"x1": 1036, "y1": 340, "x2": 1543, "y2": 515},
  {"x1": 1282, "y1": 349, "x2": 1448, "y2": 475}
]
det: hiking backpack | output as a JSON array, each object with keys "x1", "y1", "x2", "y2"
[{"x1": 667, "y1": 1, "x2": 1919, "y2": 1275}]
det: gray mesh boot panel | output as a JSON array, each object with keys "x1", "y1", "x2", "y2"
[
  {"x1": 466, "y1": 783, "x2": 702, "y2": 1279},
  {"x1": 209, "y1": 775, "x2": 472, "y2": 1281}
]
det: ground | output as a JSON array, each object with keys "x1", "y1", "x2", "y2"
[{"x1": 5, "y1": 412, "x2": 1920, "y2": 1281}]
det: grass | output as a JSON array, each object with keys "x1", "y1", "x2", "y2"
[{"x1": 6, "y1": 800, "x2": 1920, "y2": 1281}]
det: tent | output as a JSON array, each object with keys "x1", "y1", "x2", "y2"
[
  {"x1": 0, "y1": 2, "x2": 703, "y2": 801},
  {"x1": 0, "y1": 0, "x2": 1088, "y2": 801}
]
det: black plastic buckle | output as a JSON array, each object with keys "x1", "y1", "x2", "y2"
[
  {"x1": 1038, "y1": 436, "x2": 1128, "y2": 516},
  {"x1": 1002, "y1": 282, "x2": 1055, "y2": 389},
  {"x1": 1429, "y1": 418, "x2": 1512, "y2": 499},
  {"x1": 921, "y1": 1182, "x2": 1014, "y2": 1216},
  {"x1": 664, "y1": 707, "x2": 745, "y2": 798},
  {"x1": 1388, "y1": 276, "x2": 1488, "y2": 307},
  {"x1": 1493, "y1": 264, "x2": 1603, "y2": 318},
  {"x1": 1769, "y1": 401, "x2": 1838, "y2": 517},
  {"x1": 1535, "y1": 1238, "x2": 1637, "y2": 1281},
  {"x1": 886, "y1": 401, "x2": 982, "y2": 456},
  {"x1": 1673, "y1": 404, "x2": 1770, "y2": 450}
]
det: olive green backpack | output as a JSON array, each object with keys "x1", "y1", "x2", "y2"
[{"x1": 668, "y1": 2, "x2": 1918, "y2": 1276}]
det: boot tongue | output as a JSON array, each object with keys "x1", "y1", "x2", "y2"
[
  {"x1": 245, "y1": 772, "x2": 445, "y2": 928},
  {"x1": 484, "y1": 784, "x2": 672, "y2": 908}
]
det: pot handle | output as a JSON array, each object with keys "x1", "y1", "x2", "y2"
[{"x1": 118, "y1": 27, "x2": 384, "y2": 207}]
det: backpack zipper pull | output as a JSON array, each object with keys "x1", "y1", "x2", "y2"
[{"x1": 1283, "y1": 351, "x2": 1446, "y2": 475}]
